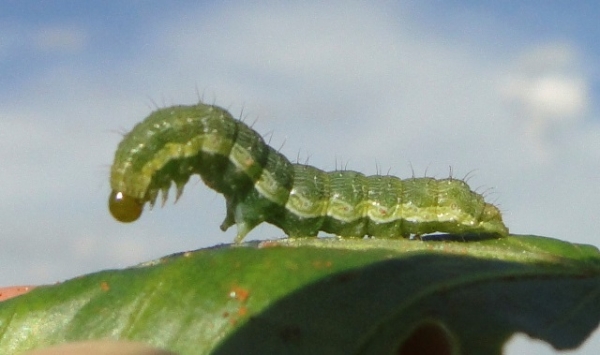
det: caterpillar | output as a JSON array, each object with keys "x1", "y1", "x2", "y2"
[{"x1": 108, "y1": 102, "x2": 508, "y2": 242}]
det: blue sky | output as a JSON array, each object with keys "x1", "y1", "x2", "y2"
[{"x1": 1, "y1": 2, "x2": 599, "y2": 353}]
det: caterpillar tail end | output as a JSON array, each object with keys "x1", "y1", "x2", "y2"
[{"x1": 109, "y1": 190, "x2": 143, "y2": 223}]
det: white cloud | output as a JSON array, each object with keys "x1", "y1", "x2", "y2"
[
  {"x1": 500, "y1": 43, "x2": 590, "y2": 162},
  {"x1": 505, "y1": 74, "x2": 587, "y2": 121}
]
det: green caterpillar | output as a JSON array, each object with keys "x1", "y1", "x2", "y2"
[{"x1": 109, "y1": 102, "x2": 508, "y2": 242}]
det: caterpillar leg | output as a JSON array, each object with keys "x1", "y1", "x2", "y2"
[
  {"x1": 219, "y1": 212, "x2": 257, "y2": 243},
  {"x1": 220, "y1": 198, "x2": 263, "y2": 243},
  {"x1": 219, "y1": 211, "x2": 235, "y2": 233}
]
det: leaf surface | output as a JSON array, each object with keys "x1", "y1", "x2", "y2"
[{"x1": 1, "y1": 235, "x2": 598, "y2": 355}]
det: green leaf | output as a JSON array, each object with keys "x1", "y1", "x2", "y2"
[{"x1": 1, "y1": 235, "x2": 599, "y2": 355}]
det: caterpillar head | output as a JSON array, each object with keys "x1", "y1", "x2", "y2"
[{"x1": 108, "y1": 106, "x2": 203, "y2": 223}]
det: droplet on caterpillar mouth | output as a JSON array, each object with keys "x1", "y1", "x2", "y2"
[{"x1": 108, "y1": 190, "x2": 143, "y2": 223}]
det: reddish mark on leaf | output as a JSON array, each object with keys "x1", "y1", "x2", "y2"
[
  {"x1": 100, "y1": 281, "x2": 110, "y2": 291},
  {"x1": 311, "y1": 260, "x2": 333, "y2": 269},
  {"x1": 229, "y1": 285, "x2": 250, "y2": 303},
  {"x1": 258, "y1": 240, "x2": 282, "y2": 248},
  {"x1": 237, "y1": 306, "x2": 248, "y2": 317},
  {"x1": 0, "y1": 285, "x2": 35, "y2": 302},
  {"x1": 225, "y1": 285, "x2": 252, "y2": 325}
]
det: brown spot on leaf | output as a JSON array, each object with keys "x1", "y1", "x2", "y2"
[
  {"x1": 100, "y1": 281, "x2": 110, "y2": 291},
  {"x1": 311, "y1": 260, "x2": 333, "y2": 269},
  {"x1": 237, "y1": 306, "x2": 248, "y2": 317}
]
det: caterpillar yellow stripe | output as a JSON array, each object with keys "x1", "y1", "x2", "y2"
[{"x1": 109, "y1": 103, "x2": 508, "y2": 242}]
